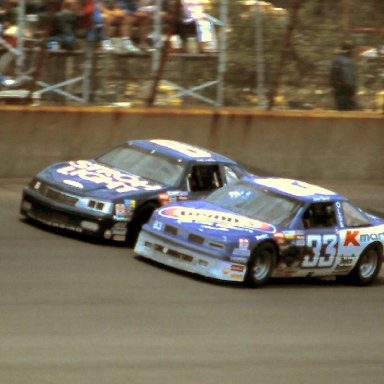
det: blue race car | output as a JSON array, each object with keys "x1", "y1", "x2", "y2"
[
  {"x1": 135, "y1": 176, "x2": 384, "y2": 286},
  {"x1": 20, "y1": 139, "x2": 248, "y2": 243}
]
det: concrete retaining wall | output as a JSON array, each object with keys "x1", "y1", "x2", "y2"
[{"x1": 0, "y1": 106, "x2": 383, "y2": 180}]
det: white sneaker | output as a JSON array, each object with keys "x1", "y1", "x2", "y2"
[
  {"x1": 47, "y1": 41, "x2": 60, "y2": 51},
  {"x1": 101, "y1": 39, "x2": 115, "y2": 52},
  {"x1": 121, "y1": 38, "x2": 141, "y2": 53}
]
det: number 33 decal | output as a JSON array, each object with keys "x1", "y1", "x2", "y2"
[{"x1": 302, "y1": 234, "x2": 338, "y2": 268}]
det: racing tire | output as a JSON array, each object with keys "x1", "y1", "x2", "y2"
[
  {"x1": 127, "y1": 202, "x2": 158, "y2": 247},
  {"x1": 337, "y1": 246, "x2": 382, "y2": 286},
  {"x1": 246, "y1": 242, "x2": 276, "y2": 287}
]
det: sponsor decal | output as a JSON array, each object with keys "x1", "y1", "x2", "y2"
[
  {"x1": 158, "y1": 206, "x2": 276, "y2": 233},
  {"x1": 153, "y1": 220, "x2": 164, "y2": 231},
  {"x1": 232, "y1": 239, "x2": 251, "y2": 258},
  {"x1": 342, "y1": 230, "x2": 384, "y2": 247},
  {"x1": 159, "y1": 191, "x2": 188, "y2": 206},
  {"x1": 274, "y1": 232, "x2": 285, "y2": 245},
  {"x1": 254, "y1": 178, "x2": 336, "y2": 197},
  {"x1": 63, "y1": 179, "x2": 84, "y2": 189},
  {"x1": 124, "y1": 199, "x2": 136, "y2": 208},
  {"x1": 343, "y1": 230, "x2": 360, "y2": 246},
  {"x1": 334, "y1": 265, "x2": 351, "y2": 274},
  {"x1": 231, "y1": 264, "x2": 245, "y2": 272},
  {"x1": 295, "y1": 234, "x2": 306, "y2": 246},
  {"x1": 231, "y1": 248, "x2": 251, "y2": 258},
  {"x1": 150, "y1": 139, "x2": 212, "y2": 158},
  {"x1": 339, "y1": 255, "x2": 355, "y2": 266},
  {"x1": 57, "y1": 161, "x2": 162, "y2": 193},
  {"x1": 200, "y1": 225, "x2": 230, "y2": 232},
  {"x1": 312, "y1": 196, "x2": 331, "y2": 202},
  {"x1": 335, "y1": 202, "x2": 344, "y2": 228},
  {"x1": 360, "y1": 232, "x2": 384, "y2": 242},
  {"x1": 230, "y1": 274, "x2": 244, "y2": 281},
  {"x1": 238, "y1": 238, "x2": 249, "y2": 250},
  {"x1": 273, "y1": 231, "x2": 305, "y2": 246}
]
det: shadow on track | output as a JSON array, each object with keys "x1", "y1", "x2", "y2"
[
  {"x1": 135, "y1": 255, "x2": 384, "y2": 290},
  {"x1": 19, "y1": 217, "x2": 126, "y2": 248}
]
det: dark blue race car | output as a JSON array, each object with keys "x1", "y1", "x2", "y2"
[
  {"x1": 20, "y1": 139, "x2": 248, "y2": 243},
  {"x1": 135, "y1": 176, "x2": 384, "y2": 286}
]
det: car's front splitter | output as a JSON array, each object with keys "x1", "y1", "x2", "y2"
[
  {"x1": 134, "y1": 229, "x2": 247, "y2": 282},
  {"x1": 20, "y1": 189, "x2": 128, "y2": 242}
]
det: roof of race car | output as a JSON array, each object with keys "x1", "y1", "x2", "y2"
[
  {"x1": 245, "y1": 176, "x2": 348, "y2": 203},
  {"x1": 128, "y1": 139, "x2": 238, "y2": 164}
]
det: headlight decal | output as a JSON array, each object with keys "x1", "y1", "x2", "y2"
[
  {"x1": 114, "y1": 200, "x2": 136, "y2": 219},
  {"x1": 78, "y1": 198, "x2": 113, "y2": 214}
]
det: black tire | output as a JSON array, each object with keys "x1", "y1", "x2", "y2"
[
  {"x1": 338, "y1": 246, "x2": 382, "y2": 286},
  {"x1": 246, "y1": 242, "x2": 276, "y2": 287},
  {"x1": 127, "y1": 202, "x2": 158, "y2": 247}
]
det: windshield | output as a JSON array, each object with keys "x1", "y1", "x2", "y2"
[
  {"x1": 206, "y1": 181, "x2": 303, "y2": 228},
  {"x1": 96, "y1": 144, "x2": 186, "y2": 187}
]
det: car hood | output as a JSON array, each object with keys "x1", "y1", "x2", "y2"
[
  {"x1": 154, "y1": 200, "x2": 276, "y2": 240},
  {"x1": 37, "y1": 160, "x2": 168, "y2": 199}
]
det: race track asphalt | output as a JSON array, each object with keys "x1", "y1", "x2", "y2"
[{"x1": 1, "y1": 179, "x2": 384, "y2": 384}]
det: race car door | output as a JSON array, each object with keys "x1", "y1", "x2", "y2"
[{"x1": 300, "y1": 202, "x2": 339, "y2": 275}]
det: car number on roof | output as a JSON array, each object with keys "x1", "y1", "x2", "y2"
[
  {"x1": 254, "y1": 178, "x2": 336, "y2": 197},
  {"x1": 151, "y1": 140, "x2": 212, "y2": 158}
]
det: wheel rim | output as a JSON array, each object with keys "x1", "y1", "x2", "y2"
[
  {"x1": 252, "y1": 251, "x2": 272, "y2": 281},
  {"x1": 359, "y1": 250, "x2": 378, "y2": 279}
]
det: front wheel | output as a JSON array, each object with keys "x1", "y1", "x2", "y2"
[
  {"x1": 338, "y1": 247, "x2": 382, "y2": 286},
  {"x1": 128, "y1": 202, "x2": 158, "y2": 247},
  {"x1": 246, "y1": 242, "x2": 276, "y2": 287}
]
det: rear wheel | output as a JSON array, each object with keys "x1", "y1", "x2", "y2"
[
  {"x1": 338, "y1": 246, "x2": 382, "y2": 286},
  {"x1": 246, "y1": 242, "x2": 276, "y2": 287}
]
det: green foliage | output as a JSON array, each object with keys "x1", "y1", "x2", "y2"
[{"x1": 222, "y1": 0, "x2": 384, "y2": 109}]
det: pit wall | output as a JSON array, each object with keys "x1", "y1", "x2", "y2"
[{"x1": 0, "y1": 106, "x2": 383, "y2": 181}]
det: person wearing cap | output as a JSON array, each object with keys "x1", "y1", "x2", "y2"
[{"x1": 330, "y1": 41, "x2": 358, "y2": 111}]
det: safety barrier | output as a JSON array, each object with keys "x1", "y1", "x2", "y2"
[{"x1": 0, "y1": 106, "x2": 383, "y2": 181}]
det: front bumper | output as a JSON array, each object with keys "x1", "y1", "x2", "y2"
[
  {"x1": 134, "y1": 228, "x2": 247, "y2": 282},
  {"x1": 20, "y1": 187, "x2": 129, "y2": 241}
]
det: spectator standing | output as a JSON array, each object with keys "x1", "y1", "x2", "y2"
[{"x1": 330, "y1": 41, "x2": 358, "y2": 111}]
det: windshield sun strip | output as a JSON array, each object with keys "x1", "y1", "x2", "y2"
[
  {"x1": 95, "y1": 144, "x2": 186, "y2": 187},
  {"x1": 206, "y1": 181, "x2": 304, "y2": 227}
]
